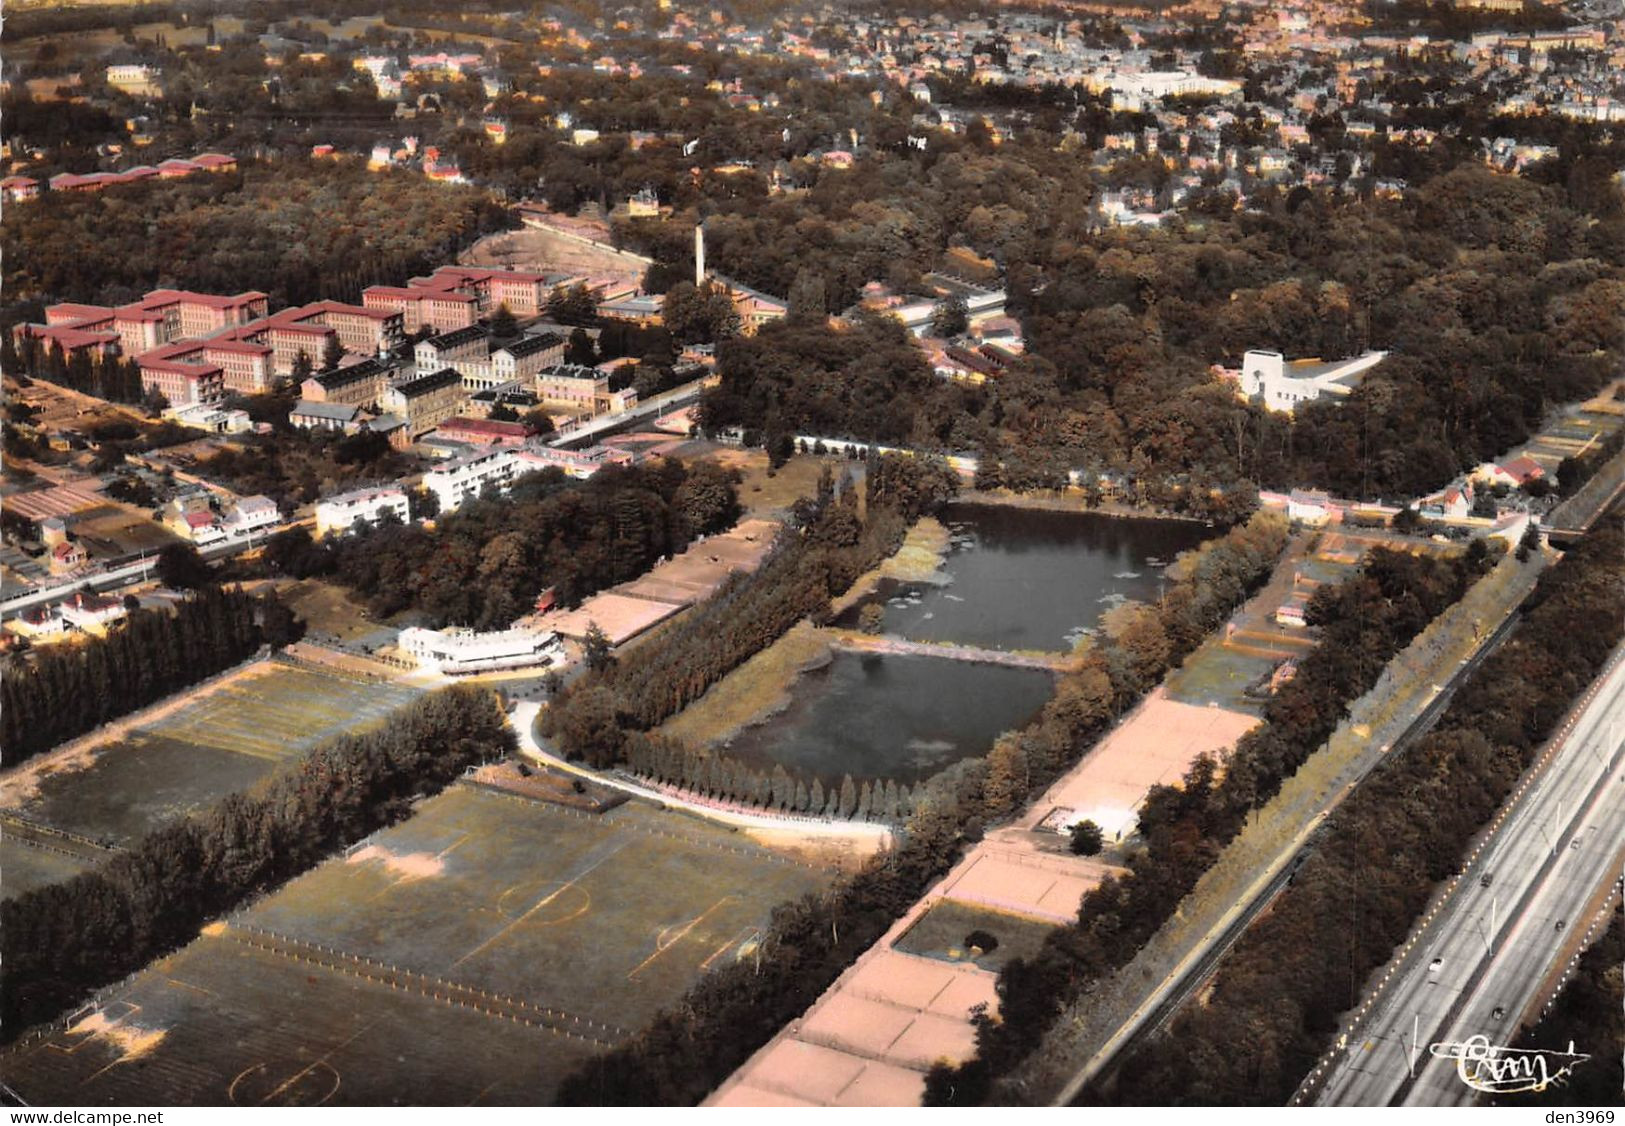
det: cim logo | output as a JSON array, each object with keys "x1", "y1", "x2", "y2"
[{"x1": 1429, "y1": 1035, "x2": 1590, "y2": 1095}]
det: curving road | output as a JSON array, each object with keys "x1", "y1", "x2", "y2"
[{"x1": 1314, "y1": 649, "x2": 1625, "y2": 1106}]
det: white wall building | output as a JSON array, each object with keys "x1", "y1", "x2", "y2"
[
  {"x1": 316, "y1": 487, "x2": 411, "y2": 536},
  {"x1": 399, "y1": 624, "x2": 565, "y2": 674},
  {"x1": 225, "y1": 495, "x2": 282, "y2": 537},
  {"x1": 423, "y1": 448, "x2": 524, "y2": 514},
  {"x1": 1239, "y1": 349, "x2": 1386, "y2": 413}
]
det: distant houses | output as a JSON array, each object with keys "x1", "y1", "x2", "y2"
[{"x1": 4, "y1": 152, "x2": 237, "y2": 204}]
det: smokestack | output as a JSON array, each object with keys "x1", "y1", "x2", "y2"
[{"x1": 695, "y1": 223, "x2": 705, "y2": 287}]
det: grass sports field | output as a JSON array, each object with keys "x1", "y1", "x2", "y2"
[
  {"x1": 2, "y1": 663, "x2": 421, "y2": 896},
  {"x1": 2, "y1": 786, "x2": 830, "y2": 1104}
]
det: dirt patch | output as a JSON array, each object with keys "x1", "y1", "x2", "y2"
[
  {"x1": 738, "y1": 824, "x2": 885, "y2": 870},
  {"x1": 467, "y1": 762, "x2": 628, "y2": 813},
  {"x1": 459, "y1": 225, "x2": 647, "y2": 286},
  {"x1": 66, "y1": 1009, "x2": 167, "y2": 1063},
  {"x1": 345, "y1": 844, "x2": 446, "y2": 880}
]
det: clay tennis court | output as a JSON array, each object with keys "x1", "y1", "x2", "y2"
[
  {"x1": 533, "y1": 518, "x2": 779, "y2": 644},
  {"x1": 711, "y1": 948, "x2": 998, "y2": 1107},
  {"x1": 1028, "y1": 688, "x2": 1261, "y2": 842}
]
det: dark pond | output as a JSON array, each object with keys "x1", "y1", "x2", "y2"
[
  {"x1": 835, "y1": 502, "x2": 1213, "y2": 652},
  {"x1": 720, "y1": 650, "x2": 1054, "y2": 785}
]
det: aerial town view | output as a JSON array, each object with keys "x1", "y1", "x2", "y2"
[{"x1": 0, "y1": 0, "x2": 1621, "y2": 1116}]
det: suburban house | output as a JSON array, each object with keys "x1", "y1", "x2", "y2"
[
  {"x1": 1238, "y1": 349, "x2": 1387, "y2": 413},
  {"x1": 48, "y1": 539, "x2": 89, "y2": 576},
  {"x1": 1287, "y1": 488, "x2": 1335, "y2": 525},
  {"x1": 226, "y1": 495, "x2": 281, "y2": 537},
  {"x1": 58, "y1": 592, "x2": 130, "y2": 635},
  {"x1": 1471, "y1": 456, "x2": 1545, "y2": 489}
]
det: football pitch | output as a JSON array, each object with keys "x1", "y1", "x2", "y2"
[
  {"x1": 2, "y1": 786, "x2": 831, "y2": 1105},
  {"x1": 2, "y1": 663, "x2": 422, "y2": 895}
]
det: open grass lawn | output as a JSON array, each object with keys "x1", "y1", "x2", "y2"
[
  {"x1": 0, "y1": 835, "x2": 94, "y2": 900},
  {"x1": 893, "y1": 900, "x2": 1057, "y2": 974},
  {"x1": 1, "y1": 787, "x2": 831, "y2": 1105},
  {"x1": 697, "y1": 449, "x2": 847, "y2": 519},
  {"x1": 250, "y1": 788, "x2": 827, "y2": 1033},
  {"x1": 0, "y1": 932, "x2": 599, "y2": 1106},
  {"x1": 141, "y1": 665, "x2": 419, "y2": 761},
  {"x1": 270, "y1": 580, "x2": 381, "y2": 645},
  {"x1": 14, "y1": 734, "x2": 272, "y2": 848}
]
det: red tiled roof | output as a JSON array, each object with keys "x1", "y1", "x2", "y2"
[
  {"x1": 201, "y1": 339, "x2": 272, "y2": 356},
  {"x1": 141, "y1": 359, "x2": 222, "y2": 379}
]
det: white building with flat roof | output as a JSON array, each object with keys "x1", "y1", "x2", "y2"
[
  {"x1": 423, "y1": 448, "x2": 523, "y2": 514},
  {"x1": 1240, "y1": 349, "x2": 1386, "y2": 413},
  {"x1": 399, "y1": 624, "x2": 565, "y2": 674},
  {"x1": 316, "y1": 487, "x2": 411, "y2": 536}
]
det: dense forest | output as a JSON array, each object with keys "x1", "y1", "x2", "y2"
[
  {"x1": 929, "y1": 539, "x2": 1500, "y2": 1103},
  {"x1": 555, "y1": 509, "x2": 1288, "y2": 1105},
  {"x1": 0, "y1": 157, "x2": 506, "y2": 330},
  {"x1": 696, "y1": 160, "x2": 1624, "y2": 509},
  {"x1": 200, "y1": 421, "x2": 422, "y2": 511},
  {"x1": 0, "y1": 585, "x2": 292, "y2": 768},
  {"x1": 1, "y1": 339, "x2": 147, "y2": 404},
  {"x1": 0, "y1": 684, "x2": 513, "y2": 1038},
  {"x1": 263, "y1": 458, "x2": 742, "y2": 629},
  {"x1": 1100, "y1": 524, "x2": 1623, "y2": 1104}
]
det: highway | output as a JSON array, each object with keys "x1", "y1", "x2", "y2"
[
  {"x1": 1314, "y1": 649, "x2": 1625, "y2": 1106},
  {"x1": 1053, "y1": 598, "x2": 1529, "y2": 1105}
]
